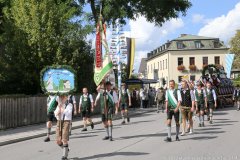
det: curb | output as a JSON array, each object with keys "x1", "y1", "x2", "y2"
[{"x1": 0, "y1": 109, "x2": 155, "y2": 146}]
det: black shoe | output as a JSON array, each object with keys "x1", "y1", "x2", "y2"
[
  {"x1": 103, "y1": 136, "x2": 109, "y2": 140},
  {"x1": 91, "y1": 123, "x2": 94, "y2": 129},
  {"x1": 109, "y1": 136, "x2": 113, "y2": 141},
  {"x1": 186, "y1": 128, "x2": 190, "y2": 133},
  {"x1": 82, "y1": 128, "x2": 87, "y2": 132},
  {"x1": 121, "y1": 121, "x2": 126, "y2": 125},
  {"x1": 164, "y1": 137, "x2": 172, "y2": 142},
  {"x1": 176, "y1": 136, "x2": 180, "y2": 141},
  {"x1": 209, "y1": 120, "x2": 213, "y2": 124},
  {"x1": 127, "y1": 117, "x2": 130, "y2": 123},
  {"x1": 61, "y1": 156, "x2": 67, "y2": 160},
  {"x1": 207, "y1": 117, "x2": 210, "y2": 121},
  {"x1": 202, "y1": 123, "x2": 205, "y2": 127},
  {"x1": 44, "y1": 137, "x2": 50, "y2": 142},
  {"x1": 198, "y1": 123, "x2": 202, "y2": 127}
]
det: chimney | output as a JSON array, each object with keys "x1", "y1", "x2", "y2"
[{"x1": 180, "y1": 34, "x2": 187, "y2": 37}]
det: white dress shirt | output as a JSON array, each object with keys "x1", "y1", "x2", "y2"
[
  {"x1": 54, "y1": 103, "x2": 73, "y2": 121},
  {"x1": 165, "y1": 89, "x2": 182, "y2": 102}
]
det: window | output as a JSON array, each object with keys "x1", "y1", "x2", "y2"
[
  {"x1": 154, "y1": 63, "x2": 155, "y2": 69},
  {"x1": 160, "y1": 61, "x2": 162, "y2": 70},
  {"x1": 158, "y1": 62, "x2": 159, "y2": 69},
  {"x1": 214, "y1": 41, "x2": 219, "y2": 48},
  {"x1": 147, "y1": 65, "x2": 149, "y2": 74},
  {"x1": 195, "y1": 41, "x2": 201, "y2": 49},
  {"x1": 215, "y1": 56, "x2": 220, "y2": 65},
  {"x1": 177, "y1": 41, "x2": 183, "y2": 49},
  {"x1": 178, "y1": 76, "x2": 182, "y2": 83},
  {"x1": 163, "y1": 60, "x2": 165, "y2": 70},
  {"x1": 203, "y1": 57, "x2": 208, "y2": 65},
  {"x1": 166, "y1": 59, "x2": 168, "y2": 69},
  {"x1": 190, "y1": 75, "x2": 195, "y2": 81},
  {"x1": 178, "y1": 57, "x2": 183, "y2": 66},
  {"x1": 189, "y1": 57, "x2": 195, "y2": 65},
  {"x1": 151, "y1": 64, "x2": 152, "y2": 73}
]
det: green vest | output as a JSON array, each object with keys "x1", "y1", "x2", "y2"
[
  {"x1": 99, "y1": 91, "x2": 114, "y2": 113},
  {"x1": 81, "y1": 94, "x2": 91, "y2": 111},
  {"x1": 206, "y1": 89, "x2": 214, "y2": 103},
  {"x1": 168, "y1": 89, "x2": 178, "y2": 109},
  {"x1": 47, "y1": 96, "x2": 58, "y2": 113},
  {"x1": 107, "y1": 91, "x2": 114, "y2": 109},
  {"x1": 121, "y1": 89, "x2": 128, "y2": 104},
  {"x1": 195, "y1": 89, "x2": 204, "y2": 105}
]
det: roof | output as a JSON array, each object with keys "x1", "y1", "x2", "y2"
[
  {"x1": 174, "y1": 34, "x2": 218, "y2": 41},
  {"x1": 147, "y1": 34, "x2": 228, "y2": 61}
]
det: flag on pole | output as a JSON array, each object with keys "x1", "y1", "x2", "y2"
[
  {"x1": 94, "y1": 14, "x2": 113, "y2": 86},
  {"x1": 225, "y1": 53, "x2": 235, "y2": 78},
  {"x1": 126, "y1": 38, "x2": 135, "y2": 78}
]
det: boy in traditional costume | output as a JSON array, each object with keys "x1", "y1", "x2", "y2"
[
  {"x1": 233, "y1": 85, "x2": 240, "y2": 111},
  {"x1": 205, "y1": 82, "x2": 217, "y2": 124},
  {"x1": 164, "y1": 80, "x2": 182, "y2": 142},
  {"x1": 194, "y1": 83, "x2": 207, "y2": 127},
  {"x1": 180, "y1": 80, "x2": 195, "y2": 135},
  {"x1": 95, "y1": 81, "x2": 118, "y2": 141},
  {"x1": 79, "y1": 87, "x2": 94, "y2": 131},
  {"x1": 54, "y1": 95, "x2": 73, "y2": 160},
  {"x1": 119, "y1": 83, "x2": 131, "y2": 124}
]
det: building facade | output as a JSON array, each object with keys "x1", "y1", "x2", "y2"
[{"x1": 146, "y1": 34, "x2": 229, "y2": 88}]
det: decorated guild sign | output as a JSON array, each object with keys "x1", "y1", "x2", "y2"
[{"x1": 40, "y1": 66, "x2": 76, "y2": 94}]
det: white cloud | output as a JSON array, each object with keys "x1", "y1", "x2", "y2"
[
  {"x1": 198, "y1": 2, "x2": 240, "y2": 43},
  {"x1": 127, "y1": 16, "x2": 184, "y2": 71},
  {"x1": 192, "y1": 14, "x2": 205, "y2": 23}
]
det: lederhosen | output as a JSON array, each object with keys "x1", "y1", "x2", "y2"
[
  {"x1": 81, "y1": 94, "x2": 91, "y2": 118},
  {"x1": 167, "y1": 89, "x2": 179, "y2": 122},
  {"x1": 206, "y1": 89, "x2": 215, "y2": 109},
  {"x1": 195, "y1": 89, "x2": 205, "y2": 111},
  {"x1": 181, "y1": 89, "x2": 192, "y2": 120},
  {"x1": 120, "y1": 89, "x2": 129, "y2": 110},
  {"x1": 56, "y1": 104, "x2": 71, "y2": 143},
  {"x1": 101, "y1": 91, "x2": 114, "y2": 122}
]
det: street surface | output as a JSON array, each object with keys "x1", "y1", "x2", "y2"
[{"x1": 0, "y1": 107, "x2": 239, "y2": 160}]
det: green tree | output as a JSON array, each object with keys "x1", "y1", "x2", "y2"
[
  {"x1": 79, "y1": 0, "x2": 192, "y2": 25},
  {"x1": 0, "y1": 0, "x2": 94, "y2": 94},
  {"x1": 230, "y1": 30, "x2": 240, "y2": 69}
]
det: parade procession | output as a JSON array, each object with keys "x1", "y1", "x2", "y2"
[{"x1": 1, "y1": 0, "x2": 240, "y2": 160}]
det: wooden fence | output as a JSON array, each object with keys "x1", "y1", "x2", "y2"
[{"x1": 0, "y1": 94, "x2": 100, "y2": 130}]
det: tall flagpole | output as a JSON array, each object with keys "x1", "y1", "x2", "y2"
[{"x1": 116, "y1": 20, "x2": 122, "y2": 89}]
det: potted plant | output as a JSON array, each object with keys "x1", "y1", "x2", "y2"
[
  {"x1": 202, "y1": 64, "x2": 208, "y2": 69},
  {"x1": 177, "y1": 65, "x2": 185, "y2": 71},
  {"x1": 189, "y1": 65, "x2": 197, "y2": 71},
  {"x1": 216, "y1": 64, "x2": 223, "y2": 69}
]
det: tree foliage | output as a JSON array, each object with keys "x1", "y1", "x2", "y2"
[
  {"x1": 230, "y1": 30, "x2": 240, "y2": 69},
  {"x1": 79, "y1": 0, "x2": 192, "y2": 25},
  {"x1": 0, "y1": 0, "x2": 94, "y2": 94}
]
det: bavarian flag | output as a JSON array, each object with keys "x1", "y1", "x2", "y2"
[{"x1": 94, "y1": 14, "x2": 113, "y2": 86}]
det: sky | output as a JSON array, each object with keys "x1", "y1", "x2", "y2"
[{"x1": 87, "y1": 0, "x2": 240, "y2": 72}]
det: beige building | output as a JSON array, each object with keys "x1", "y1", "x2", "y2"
[{"x1": 146, "y1": 34, "x2": 229, "y2": 88}]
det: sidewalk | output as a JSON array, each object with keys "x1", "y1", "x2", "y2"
[{"x1": 0, "y1": 108, "x2": 156, "y2": 146}]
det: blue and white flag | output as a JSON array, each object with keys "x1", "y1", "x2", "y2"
[{"x1": 225, "y1": 54, "x2": 235, "y2": 78}]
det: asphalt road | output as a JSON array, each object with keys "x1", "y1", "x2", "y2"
[{"x1": 1, "y1": 107, "x2": 240, "y2": 160}]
